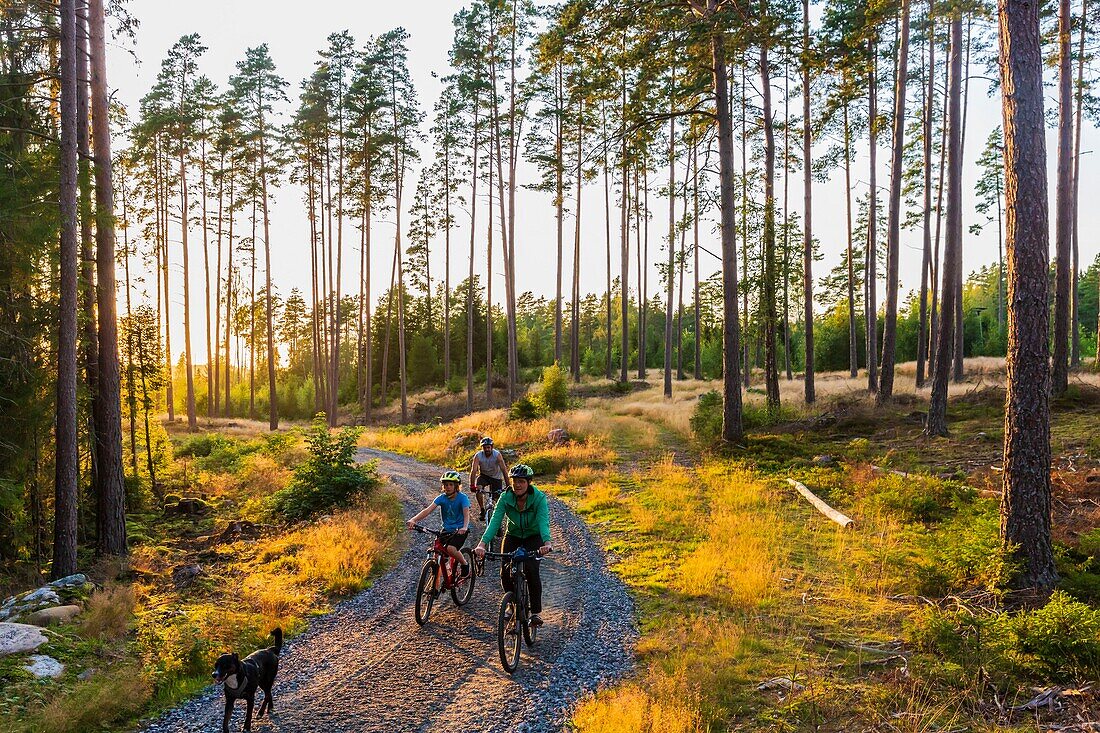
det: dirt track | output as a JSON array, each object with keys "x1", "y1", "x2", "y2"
[{"x1": 140, "y1": 448, "x2": 636, "y2": 733}]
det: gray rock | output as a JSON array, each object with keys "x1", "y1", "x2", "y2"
[
  {"x1": 0, "y1": 622, "x2": 49, "y2": 657},
  {"x1": 812, "y1": 454, "x2": 835, "y2": 467},
  {"x1": 547, "y1": 428, "x2": 569, "y2": 445},
  {"x1": 77, "y1": 667, "x2": 97, "y2": 681},
  {"x1": 171, "y1": 564, "x2": 204, "y2": 588},
  {"x1": 47, "y1": 573, "x2": 88, "y2": 589},
  {"x1": 22, "y1": 654, "x2": 64, "y2": 679},
  {"x1": 23, "y1": 604, "x2": 82, "y2": 627},
  {"x1": 19, "y1": 587, "x2": 61, "y2": 606}
]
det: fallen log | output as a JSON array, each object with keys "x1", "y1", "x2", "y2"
[{"x1": 786, "y1": 478, "x2": 854, "y2": 529}]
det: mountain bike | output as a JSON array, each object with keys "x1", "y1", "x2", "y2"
[
  {"x1": 481, "y1": 547, "x2": 543, "y2": 674},
  {"x1": 473, "y1": 486, "x2": 504, "y2": 561},
  {"x1": 410, "y1": 525, "x2": 476, "y2": 626}
]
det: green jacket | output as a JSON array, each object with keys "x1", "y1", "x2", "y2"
[{"x1": 482, "y1": 485, "x2": 551, "y2": 544}]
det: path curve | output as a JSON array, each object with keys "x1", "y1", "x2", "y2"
[{"x1": 141, "y1": 448, "x2": 636, "y2": 733}]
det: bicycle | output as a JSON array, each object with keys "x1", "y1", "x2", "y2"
[
  {"x1": 473, "y1": 486, "x2": 505, "y2": 559},
  {"x1": 410, "y1": 525, "x2": 476, "y2": 626},
  {"x1": 481, "y1": 547, "x2": 543, "y2": 674}
]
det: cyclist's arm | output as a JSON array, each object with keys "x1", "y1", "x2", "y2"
[
  {"x1": 535, "y1": 494, "x2": 552, "y2": 546},
  {"x1": 497, "y1": 452, "x2": 510, "y2": 482},
  {"x1": 481, "y1": 499, "x2": 507, "y2": 544},
  {"x1": 469, "y1": 456, "x2": 479, "y2": 490},
  {"x1": 460, "y1": 494, "x2": 471, "y2": 533},
  {"x1": 407, "y1": 500, "x2": 438, "y2": 526}
]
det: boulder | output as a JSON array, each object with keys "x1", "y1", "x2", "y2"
[
  {"x1": 0, "y1": 586, "x2": 63, "y2": 623},
  {"x1": 547, "y1": 428, "x2": 569, "y2": 445},
  {"x1": 22, "y1": 654, "x2": 64, "y2": 679},
  {"x1": 47, "y1": 573, "x2": 88, "y2": 590},
  {"x1": 164, "y1": 497, "x2": 211, "y2": 516},
  {"x1": 811, "y1": 455, "x2": 835, "y2": 467},
  {"x1": 171, "y1": 563, "x2": 204, "y2": 589},
  {"x1": 0, "y1": 622, "x2": 48, "y2": 657},
  {"x1": 23, "y1": 605, "x2": 82, "y2": 627}
]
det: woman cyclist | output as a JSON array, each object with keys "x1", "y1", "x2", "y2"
[
  {"x1": 407, "y1": 471, "x2": 472, "y2": 579},
  {"x1": 474, "y1": 464, "x2": 552, "y2": 627}
]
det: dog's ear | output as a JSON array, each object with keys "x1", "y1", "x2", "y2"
[{"x1": 232, "y1": 653, "x2": 240, "y2": 667}]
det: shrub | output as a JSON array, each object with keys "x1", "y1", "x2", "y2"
[
  {"x1": 531, "y1": 363, "x2": 570, "y2": 415},
  {"x1": 80, "y1": 585, "x2": 135, "y2": 641},
  {"x1": 860, "y1": 474, "x2": 974, "y2": 525},
  {"x1": 509, "y1": 395, "x2": 541, "y2": 421},
  {"x1": 914, "y1": 504, "x2": 1015, "y2": 595},
  {"x1": 689, "y1": 390, "x2": 723, "y2": 446},
  {"x1": 268, "y1": 415, "x2": 379, "y2": 521}
]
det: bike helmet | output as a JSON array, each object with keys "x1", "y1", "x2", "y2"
[
  {"x1": 480, "y1": 436, "x2": 494, "y2": 447},
  {"x1": 440, "y1": 470, "x2": 463, "y2": 485},
  {"x1": 509, "y1": 464, "x2": 535, "y2": 480}
]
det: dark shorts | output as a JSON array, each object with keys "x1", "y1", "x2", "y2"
[
  {"x1": 476, "y1": 475, "x2": 504, "y2": 498},
  {"x1": 439, "y1": 530, "x2": 468, "y2": 549}
]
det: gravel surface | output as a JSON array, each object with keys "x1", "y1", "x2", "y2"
[{"x1": 140, "y1": 448, "x2": 637, "y2": 733}]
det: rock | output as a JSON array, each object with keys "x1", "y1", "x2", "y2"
[
  {"x1": 164, "y1": 497, "x2": 210, "y2": 516},
  {"x1": 47, "y1": 573, "x2": 88, "y2": 590},
  {"x1": 500, "y1": 448, "x2": 519, "y2": 462},
  {"x1": 812, "y1": 455, "x2": 835, "y2": 467},
  {"x1": 20, "y1": 587, "x2": 62, "y2": 606},
  {"x1": 77, "y1": 667, "x2": 97, "y2": 681},
  {"x1": 547, "y1": 428, "x2": 569, "y2": 445},
  {"x1": 218, "y1": 520, "x2": 261, "y2": 542},
  {"x1": 0, "y1": 585, "x2": 63, "y2": 622},
  {"x1": 446, "y1": 429, "x2": 483, "y2": 455},
  {"x1": 22, "y1": 654, "x2": 64, "y2": 679},
  {"x1": 23, "y1": 605, "x2": 82, "y2": 627},
  {"x1": 171, "y1": 563, "x2": 204, "y2": 588},
  {"x1": 0, "y1": 622, "x2": 49, "y2": 656}
]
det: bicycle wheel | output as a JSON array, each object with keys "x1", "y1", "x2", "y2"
[
  {"x1": 515, "y1": 574, "x2": 536, "y2": 646},
  {"x1": 497, "y1": 591, "x2": 521, "y2": 674},
  {"x1": 414, "y1": 562, "x2": 436, "y2": 626},
  {"x1": 451, "y1": 548, "x2": 476, "y2": 606}
]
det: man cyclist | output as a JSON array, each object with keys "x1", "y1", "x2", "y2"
[
  {"x1": 470, "y1": 436, "x2": 509, "y2": 522},
  {"x1": 407, "y1": 471, "x2": 472, "y2": 579},
  {"x1": 474, "y1": 464, "x2": 552, "y2": 628}
]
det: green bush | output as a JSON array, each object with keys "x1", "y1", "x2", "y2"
[
  {"x1": 690, "y1": 390, "x2": 723, "y2": 446},
  {"x1": 862, "y1": 474, "x2": 974, "y2": 525},
  {"x1": 509, "y1": 395, "x2": 541, "y2": 421},
  {"x1": 174, "y1": 434, "x2": 232, "y2": 459},
  {"x1": 268, "y1": 415, "x2": 379, "y2": 521},
  {"x1": 910, "y1": 591, "x2": 1100, "y2": 684},
  {"x1": 914, "y1": 505, "x2": 1016, "y2": 596},
  {"x1": 531, "y1": 363, "x2": 570, "y2": 415}
]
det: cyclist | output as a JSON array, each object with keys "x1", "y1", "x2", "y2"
[
  {"x1": 407, "y1": 471, "x2": 472, "y2": 579},
  {"x1": 470, "y1": 436, "x2": 509, "y2": 522},
  {"x1": 474, "y1": 464, "x2": 552, "y2": 627}
]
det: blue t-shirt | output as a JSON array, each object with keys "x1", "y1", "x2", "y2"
[{"x1": 433, "y1": 491, "x2": 470, "y2": 532}]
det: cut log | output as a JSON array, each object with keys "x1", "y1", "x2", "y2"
[{"x1": 786, "y1": 478, "x2": 854, "y2": 529}]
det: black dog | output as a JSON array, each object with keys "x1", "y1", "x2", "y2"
[{"x1": 212, "y1": 628, "x2": 282, "y2": 733}]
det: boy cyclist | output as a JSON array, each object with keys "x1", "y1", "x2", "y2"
[{"x1": 407, "y1": 471, "x2": 472, "y2": 579}]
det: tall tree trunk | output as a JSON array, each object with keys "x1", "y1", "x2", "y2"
[
  {"x1": 555, "y1": 62, "x2": 564, "y2": 366},
  {"x1": 999, "y1": 0, "x2": 1058, "y2": 592},
  {"x1": 214, "y1": 148, "x2": 224, "y2": 416},
  {"x1": 260, "y1": 103, "x2": 278, "y2": 430},
  {"x1": 200, "y1": 111, "x2": 212, "y2": 419},
  {"x1": 663, "y1": 85, "x2": 676, "y2": 399},
  {"x1": 121, "y1": 168, "x2": 138, "y2": 482},
  {"x1": 1052, "y1": 0, "x2": 1073, "y2": 396},
  {"x1": 1071, "y1": 0, "x2": 1086, "y2": 366},
  {"x1": 506, "y1": 1, "x2": 520, "y2": 402},
  {"x1": 693, "y1": 137, "x2": 702, "y2": 380},
  {"x1": 604, "y1": 115, "x2": 614, "y2": 381},
  {"x1": 782, "y1": 53, "x2": 792, "y2": 382},
  {"x1": 248, "y1": 180, "x2": 257, "y2": 420},
  {"x1": 926, "y1": 14, "x2": 964, "y2": 438},
  {"x1": 444, "y1": 140, "x2": 452, "y2": 383},
  {"x1": 708, "y1": 0, "x2": 745, "y2": 443},
  {"x1": 844, "y1": 100, "x2": 857, "y2": 379},
  {"x1": 878, "y1": 0, "x2": 911, "y2": 404},
  {"x1": 866, "y1": 43, "x2": 879, "y2": 394},
  {"x1": 952, "y1": 17, "x2": 971, "y2": 383},
  {"x1": 930, "y1": 52, "x2": 949, "y2": 372},
  {"x1": 224, "y1": 165, "x2": 235, "y2": 416},
  {"x1": 54, "y1": 0, "x2": 80, "y2": 579},
  {"x1": 88, "y1": 0, "x2": 126, "y2": 556},
  {"x1": 572, "y1": 101, "x2": 583, "y2": 383},
  {"x1": 467, "y1": 94, "x2": 479, "y2": 411},
  {"x1": 487, "y1": 142, "x2": 495, "y2": 403},
  {"x1": 802, "y1": 0, "x2": 815, "y2": 403},
  {"x1": 77, "y1": 2, "x2": 98, "y2": 510},
  {"x1": 741, "y1": 65, "x2": 751, "y2": 389},
  {"x1": 761, "y1": 37, "x2": 781, "y2": 413},
  {"x1": 619, "y1": 45, "x2": 630, "y2": 385},
  {"x1": 180, "y1": 69, "x2": 197, "y2": 431},
  {"x1": 917, "y1": 14, "x2": 934, "y2": 388},
  {"x1": 677, "y1": 147, "x2": 688, "y2": 381}
]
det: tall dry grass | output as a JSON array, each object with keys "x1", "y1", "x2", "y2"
[{"x1": 573, "y1": 674, "x2": 705, "y2": 733}]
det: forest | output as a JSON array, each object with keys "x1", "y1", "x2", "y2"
[{"x1": 1, "y1": 0, "x2": 1099, "y2": 730}]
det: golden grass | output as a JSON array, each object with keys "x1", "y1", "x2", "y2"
[
  {"x1": 573, "y1": 674, "x2": 705, "y2": 733},
  {"x1": 80, "y1": 584, "x2": 135, "y2": 641},
  {"x1": 558, "y1": 464, "x2": 610, "y2": 487}
]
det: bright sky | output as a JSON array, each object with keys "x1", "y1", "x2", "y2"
[{"x1": 105, "y1": 1, "x2": 1100, "y2": 364}]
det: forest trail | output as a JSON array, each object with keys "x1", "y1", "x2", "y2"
[{"x1": 140, "y1": 448, "x2": 636, "y2": 733}]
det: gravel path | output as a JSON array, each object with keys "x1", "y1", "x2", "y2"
[{"x1": 140, "y1": 448, "x2": 636, "y2": 733}]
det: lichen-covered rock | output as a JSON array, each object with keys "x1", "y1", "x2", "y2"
[
  {"x1": 22, "y1": 654, "x2": 64, "y2": 678},
  {"x1": 0, "y1": 622, "x2": 48, "y2": 657}
]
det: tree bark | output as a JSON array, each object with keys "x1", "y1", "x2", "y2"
[
  {"x1": 866, "y1": 43, "x2": 879, "y2": 394},
  {"x1": 88, "y1": 0, "x2": 126, "y2": 556},
  {"x1": 260, "y1": 97, "x2": 278, "y2": 430},
  {"x1": 1071, "y1": 0, "x2": 1086, "y2": 366},
  {"x1": 708, "y1": 0, "x2": 744, "y2": 443},
  {"x1": 54, "y1": 0, "x2": 80, "y2": 579},
  {"x1": 877, "y1": 0, "x2": 911, "y2": 404},
  {"x1": 802, "y1": 0, "x2": 815, "y2": 403},
  {"x1": 572, "y1": 100, "x2": 583, "y2": 383},
  {"x1": 844, "y1": 100, "x2": 857, "y2": 379},
  {"x1": 664, "y1": 82, "x2": 676, "y2": 399},
  {"x1": 1052, "y1": 0, "x2": 1073, "y2": 397},
  {"x1": 761, "y1": 38, "x2": 781, "y2": 413},
  {"x1": 925, "y1": 14, "x2": 964, "y2": 438},
  {"x1": 917, "y1": 15, "x2": 934, "y2": 388},
  {"x1": 693, "y1": 137, "x2": 702, "y2": 380},
  {"x1": 998, "y1": 0, "x2": 1058, "y2": 592}
]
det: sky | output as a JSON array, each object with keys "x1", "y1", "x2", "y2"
[{"x1": 104, "y1": 0, "x2": 1100, "y2": 364}]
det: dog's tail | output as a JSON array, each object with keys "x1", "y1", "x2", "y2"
[{"x1": 271, "y1": 627, "x2": 283, "y2": 655}]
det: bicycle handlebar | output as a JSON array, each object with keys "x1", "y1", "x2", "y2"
[{"x1": 482, "y1": 547, "x2": 547, "y2": 562}]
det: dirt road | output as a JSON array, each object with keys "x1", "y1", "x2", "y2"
[{"x1": 141, "y1": 448, "x2": 636, "y2": 733}]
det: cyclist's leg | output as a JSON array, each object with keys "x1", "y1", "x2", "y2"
[
  {"x1": 519, "y1": 535, "x2": 544, "y2": 614},
  {"x1": 442, "y1": 532, "x2": 467, "y2": 566},
  {"x1": 473, "y1": 480, "x2": 486, "y2": 514}
]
